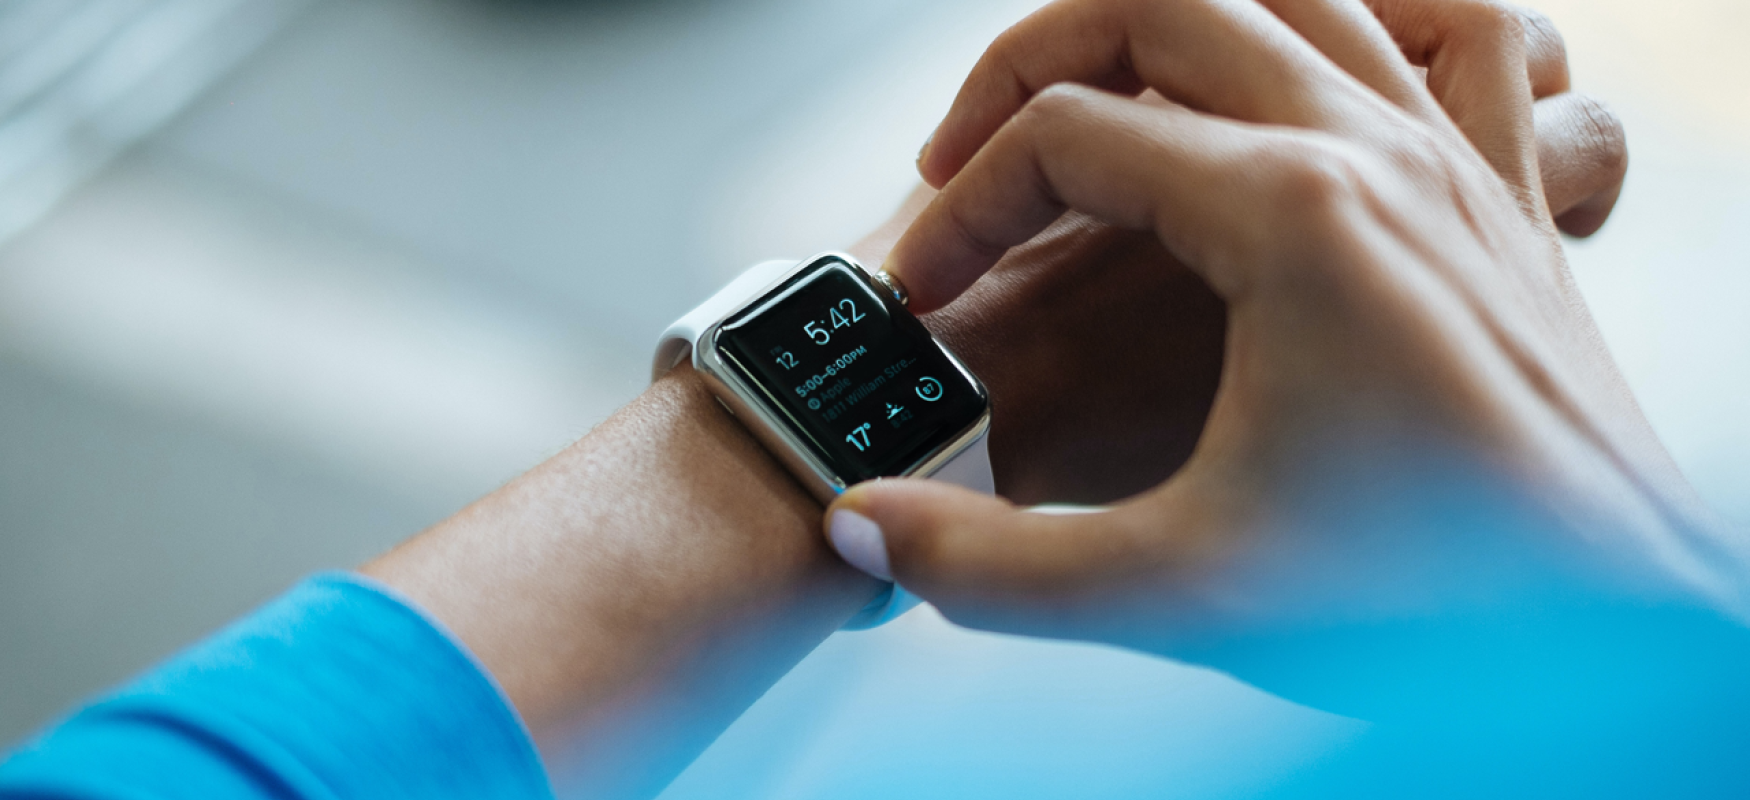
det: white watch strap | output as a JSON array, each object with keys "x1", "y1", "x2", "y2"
[
  {"x1": 839, "y1": 432, "x2": 993, "y2": 630},
  {"x1": 924, "y1": 430, "x2": 994, "y2": 495},
  {"x1": 653, "y1": 260, "x2": 798, "y2": 381}
]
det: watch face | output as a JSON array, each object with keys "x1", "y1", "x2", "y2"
[{"x1": 714, "y1": 257, "x2": 987, "y2": 486}]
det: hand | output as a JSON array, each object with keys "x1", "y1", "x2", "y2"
[
  {"x1": 827, "y1": 0, "x2": 1746, "y2": 721},
  {"x1": 859, "y1": 0, "x2": 1628, "y2": 507}
]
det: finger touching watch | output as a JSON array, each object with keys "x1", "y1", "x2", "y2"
[{"x1": 653, "y1": 252, "x2": 993, "y2": 628}]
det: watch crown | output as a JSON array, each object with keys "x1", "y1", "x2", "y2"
[{"x1": 873, "y1": 268, "x2": 910, "y2": 307}]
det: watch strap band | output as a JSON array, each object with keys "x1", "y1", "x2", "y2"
[
  {"x1": 839, "y1": 432, "x2": 992, "y2": 629},
  {"x1": 653, "y1": 260, "x2": 797, "y2": 381}
]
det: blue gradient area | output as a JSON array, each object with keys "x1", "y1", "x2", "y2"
[
  {"x1": 664, "y1": 590, "x2": 1750, "y2": 798},
  {"x1": 661, "y1": 610, "x2": 1366, "y2": 800}
]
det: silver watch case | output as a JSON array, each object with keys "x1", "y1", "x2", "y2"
[{"x1": 654, "y1": 252, "x2": 991, "y2": 504}]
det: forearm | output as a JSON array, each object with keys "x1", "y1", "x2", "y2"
[
  {"x1": 353, "y1": 184, "x2": 1189, "y2": 796},
  {"x1": 362, "y1": 365, "x2": 879, "y2": 797}
]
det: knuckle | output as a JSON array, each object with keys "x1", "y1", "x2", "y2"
[
  {"x1": 1452, "y1": 0, "x2": 1528, "y2": 49},
  {"x1": 1514, "y1": 6, "x2": 1569, "y2": 66},
  {"x1": 986, "y1": 20, "x2": 1029, "y2": 68},
  {"x1": 1569, "y1": 95, "x2": 1628, "y2": 180},
  {"x1": 1251, "y1": 138, "x2": 1390, "y2": 289},
  {"x1": 1269, "y1": 139, "x2": 1367, "y2": 214},
  {"x1": 1021, "y1": 81, "x2": 1098, "y2": 122},
  {"x1": 1379, "y1": 126, "x2": 1445, "y2": 178}
]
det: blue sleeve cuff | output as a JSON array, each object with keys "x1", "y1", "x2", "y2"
[{"x1": 1, "y1": 572, "x2": 553, "y2": 800}]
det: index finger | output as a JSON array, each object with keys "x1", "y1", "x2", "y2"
[{"x1": 891, "y1": 86, "x2": 1306, "y2": 313}]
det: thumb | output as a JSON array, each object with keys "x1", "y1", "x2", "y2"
[{"x1": 825, "y1": 478, "x2": 1152, "y2": 632}]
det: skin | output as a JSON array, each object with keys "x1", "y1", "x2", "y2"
[
  {"x1": 837, "y1": 0, "x2": 1746, "y2": 732},
  {"x1": 361, "y1": 0, "x2": 1641, "y2": 796}
]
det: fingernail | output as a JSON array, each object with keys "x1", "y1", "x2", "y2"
[
  {"x1": 828, "y1": 508, "x2": 892, "y2": 581},
  {"x1": 916, "y1": 130, "x2": 934, "y2": 172}
]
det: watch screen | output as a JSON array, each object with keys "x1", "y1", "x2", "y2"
[{"x1": 714, "y1": 259, "x2": 987, "y2": 485}]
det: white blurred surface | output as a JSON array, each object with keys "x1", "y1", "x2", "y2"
[
  {"x1": 0, "y1": 157, "x2": 625, "y2": 501},
  {"x1": 1533, "y1": 0, "x2": 1750, "y2": 525},
  {"x1": 0, "y1": 0, "x2": 1745, "y2": 796}
]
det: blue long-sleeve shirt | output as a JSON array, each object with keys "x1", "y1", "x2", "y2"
[{"x1": 0, "y1": 572, "x2": 552, "y2": 799}]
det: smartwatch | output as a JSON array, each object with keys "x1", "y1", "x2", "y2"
[{"x1": 653, "y1": 252, "x2": 994, "y2": 629}]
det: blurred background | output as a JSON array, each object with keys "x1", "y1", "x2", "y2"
[{"x1": 0, "y1": 0, "x2": 1744, "y2": 797}]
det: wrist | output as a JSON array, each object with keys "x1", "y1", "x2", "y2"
[{"x1": 364, "y1": 364, "x2": 879, "y2": 795}]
